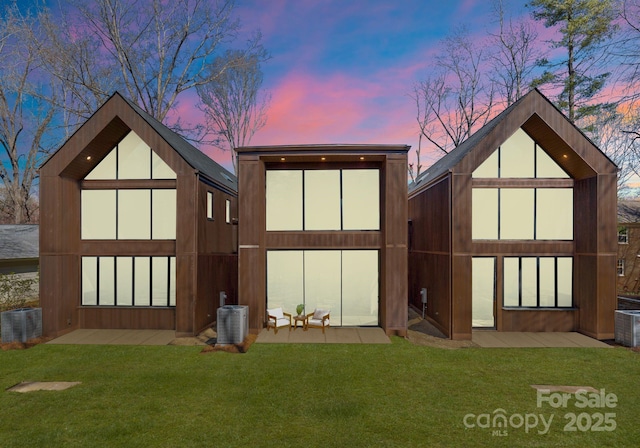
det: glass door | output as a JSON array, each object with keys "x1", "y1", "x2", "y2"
[{"x1": 472, "y1": 257, "x2": 496, "y2": 328}]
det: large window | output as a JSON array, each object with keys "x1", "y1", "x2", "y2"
[
  {"x1": 82, "y1": 131, "x2": 177, "y2": 240},
  {"x1": 503, "y1": 257, "x2": 572, "y2": 308},
  {"x1": 85, "y1": 131, "x2": 176, "y2": 180},
  {"x1": 81, "y1": 189, "x2": 176, "y2": 239},
  {"x1": 266, "y1": 169, "x2": 380, "y2": 231},
  {"x1": 267, "y1": 250, "x2": 379, "y2": 326},
  {"x1": 82, "y1": 256, "x2": 176, "y2": 307},
  {"x1": 473, "y1": 128, "x2": 569, "y2": 179},
  {"x1": 472, "y1": 188, "x2": 573, "y2": 240}
]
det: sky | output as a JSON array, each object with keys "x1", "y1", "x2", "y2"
[{"x1": 191, "y1": 0, "x2": 534, "y2": 171}]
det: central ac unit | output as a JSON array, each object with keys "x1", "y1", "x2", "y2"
[
  {"x1": 1, "y1": 308, "x2": 42, "y2": 343},
  {"x1": 615, "y1": 310, "x2": 640, "y2": 347},
  {"x1": 217, "y1": 305, "x2": 248, "y2": 344}
]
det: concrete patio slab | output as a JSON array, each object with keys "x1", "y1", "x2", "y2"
[
  {"x1": 48, "y1": 329, "x2": 176, "y2": 346},
  {"x1": 255, "y1": 327, "x2": 390, "y2": 344},
  {"x1": 472, "y1": 331, "x2": 612, "y2": 348}
]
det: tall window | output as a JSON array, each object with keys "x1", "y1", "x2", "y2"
[
  {"x1": 503, "y1": 257, "x2": 572, "y2": 308},
  {"x1": 81, "y1": 131, "x2": 177, "y2": 240},
  {"x1": 207, "y1": 191, "x2": 214, "y2": 220},
  {"x1": 267, "y1": 250, "x2": 379, "y2": 326},
  {"x1": 266, "y1": 169, "x2": 380, "y2": 231},
  {"x1": 472, "y1": 128, "x2": 573, "y2": 241},
  {"x1": 82, "y1": 256, "x2": 176, "y2": 307},
  {"x1": 617, "y1": 259, "x2": 625, "y2": 277}
]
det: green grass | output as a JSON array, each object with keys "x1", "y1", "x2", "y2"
[{"x1": 1, "y1": 339, "x2": 639, "y2": 447}]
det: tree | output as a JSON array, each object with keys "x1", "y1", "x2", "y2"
[
  {"x1": 0, "y1": 5, "x2": 55, "y2": 224},
  {"x1": 490, "y1": 0, "x2": 542, "y2": 106},
  {"x1": 410, "y1": 28, "x2": 494, "y2": 181},
  {"x1": 612, "y1": 0, "x2": 640, "y2": 102},
  {"x1": 528, "y1": 0, "x2": 618, "y2": 122},
  {"x1": 196, "y1": 48, "x2": 270, "y2": 174}
]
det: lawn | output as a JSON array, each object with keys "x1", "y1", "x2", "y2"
[{"x1": 1, "y1": 338, "x2": 638, "y2": 447}]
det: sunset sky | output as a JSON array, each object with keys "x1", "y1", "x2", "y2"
[{"x1": 185, "y1": 0, "x2": 537, "y2": 170}]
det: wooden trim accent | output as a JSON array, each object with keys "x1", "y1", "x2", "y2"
[
  {"x1": 472, "y1": 178, "x2": 573, "y2": 188},
  {"x1": 80, "y1": 240, "x2": 176, "y2": 256},
  {"x1": 81, "y1": 179, "x2": 177, "y2": 189}
]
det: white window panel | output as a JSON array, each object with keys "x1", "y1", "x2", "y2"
[
  {"x1": 226, "y1": 199, "x2": 231, "y2": 224},
  {"x1": 472, "y1": 257, "x2": 495, "y2": 327},
  {"x1": 304, "y1": 251, "x2": 342, "y2": 325},
  {"x1": 151, "y1": 189, "x2": 176, "y2": 239},
  {"x1": 536, "y1": 146, "x2": 569, "y2": 178},
  {"x1": 342, "y1": 251, "x2": 378, "y2": 326},
  {"x1": 537, "y1": 188, "x2": 573, "y2": 240},
  {"x1": 521, "y1": 257, "x2": 538, "y2": 306},
  {"x1": 267, "y1": 250, "x2": 304, "y2": 312},
  {"x1": 81, "y1": 190, "x2": 116, "y2": 239},
  {"x1": 342, "y1": 170, "x2": 380, "y2": 230},
  {"x1": 169, "y1": 257, "x2": 176, "y2": 307},
  {"x1": 266, "y1": 170, "x2": 303, "y2": 231},
  {"x1": 118, "y1": 190, "x2": 151, "y2": 239},
  {"x1": 207, "y1": 191, "x2": 214, "y2": 220},
  {"x1": 134, "y1": 257, "x2": 151, "y2": 306},
  {"x1": 82, "y1": 257, "x2": 98, "y2": 306},
  {"x1": 557, "y1": 258, "x2": 573, "y2": 307},
  {"x1": 472, "y1": 150, "x2": 499, "y2": 178},
  {"x1": 472, "y1": 189, "x2": 499, "y2": 239},
  {"x1": 117, "y1": 131, "x2": 151, "y2": 179},
  {"x1": 304, "y1": 170, "x2": 341, "y2": 231},
  {"x1": 151, "y1": 150, "x2": 176, "y2": 179},
  {"x1": 500, "y1": 189, "x2": 534, "y2": 239},
  {"x1": 539, "y1": 258, "x2": 556, "y2": 307},
  {"x1": 503, "y1": 258, "x2": 520, "y2": 307},
  {"x1": 500, "y1": 128, "x2": 535, "y2": 178},
  {"x1": 151, "y1": 257, "x2": 169, "y2": 306},
  {"x1": 99, "y1": 257, "x2": 115, "y2": 306},
  {"x1": 116, "y1": 257, "x2": 133, "y2": 306},
  {"x1": 85, "y1": 150, "x2": 117, "y2": 180}
]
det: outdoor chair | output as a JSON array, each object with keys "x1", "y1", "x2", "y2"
[
  {"x1": 266, "y1": 307, "x2": 292, "y2": 334},
  {"x1": 306, "y1": 309, "x2": 330, "y2": 333}
]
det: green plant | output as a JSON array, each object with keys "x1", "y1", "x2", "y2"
[
  {"x1": 296, "y1": 303, "x2": 304, "y2": 316},
  {"x1": 0, "y1": 272, "x2": 38, "y2": 313}
]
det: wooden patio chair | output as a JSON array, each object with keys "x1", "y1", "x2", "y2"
[
  {"x1": 306, "y1": 309, "x2": 330, "y2": 333},
  {"x1": 266, "y1": 307, "x2": 292, "y2": 334}
]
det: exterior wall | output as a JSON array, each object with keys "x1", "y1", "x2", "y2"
[
  {"x1": 237, "y1": 146, "x2": 409, "y2": 336},
  {"x1": 408, "y1": 176, "x2": 451, "y2": 337}
]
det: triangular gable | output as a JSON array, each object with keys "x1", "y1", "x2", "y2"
[
  {"x1": 85, "y1": 130, "x2": 176, "y2": 180},
  {"x1": 41, "y1": 92, "x2": 237, "y2": 194},
  {"x1": 409, "y1": 89, "x2": 617, "y2": 195}
]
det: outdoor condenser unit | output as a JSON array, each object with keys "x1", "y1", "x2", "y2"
[
  {"x1": 614, "y1": 310, "x2": 640, "y2": 347},
  {"x1": 1, "y1": 308, "x2": 42, "y2": 343},
  {"x1": 217, "y1": 305, "x2": 248, "y2": 344}
]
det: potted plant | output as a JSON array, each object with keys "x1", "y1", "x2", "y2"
[{"x1": 296, "y1": 304, "x2": 305, "y2": 317}]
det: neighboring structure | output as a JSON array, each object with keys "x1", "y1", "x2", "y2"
[
  {"x1": 616, "y1": 199, "x2": 640, "y2": 296},
  {"x1": 236, "y1": 145, "x2": 409, "y2": 336},
  {"x1": 408, "y1": 89, "x2": 617, "y2": 340},
  {"x1": 39, "y1": 93, "x2": 238, "y2": 338},
  {"x1": 0, "y1": 225, "x2": 39, "y2": 275}
]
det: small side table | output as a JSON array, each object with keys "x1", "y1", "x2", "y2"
[{"x1": 292, "y1": 315, "x2": 308, "y2": 331}]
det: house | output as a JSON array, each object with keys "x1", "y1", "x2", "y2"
[
  {"x1": 0, "y1": 225, "x2": 39, "y2": 275},
  {"x1": 616, "y1": 200, "x2": 640, "y2": 309},
  {"x1": 236, "y1": 144, "x2": 409, "y2": 336},
  {"x1": 39, "y1": 93, "x2": 238, "y2": 338},
  {"x1": 408, "y1": 89, "x2": 618, "y2": 340}
]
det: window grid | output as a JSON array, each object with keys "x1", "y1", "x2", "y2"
[
  {"x1": 82, "y1": 256, "x2": 175, "y2": 307},
  {"x1": 617, "y1": 259, "x2": 625, "y2": 277},
  {"x1": 503, "y1": 256, "x2": 573, "y2": 308}
]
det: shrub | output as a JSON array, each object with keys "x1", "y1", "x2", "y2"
[{"x1": 0, "y1": 272, "x2": 38, "y2": 313}]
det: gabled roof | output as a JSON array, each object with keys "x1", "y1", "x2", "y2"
[
  {"x1": 409, "y1": 88, "x2": 617, "y2": 195},
  {"x1": 0, "y1": 225, "x2": 38, "y2": 260},
  {"x1": 41, "y1": 92, "x2": 237, "y2": 193}
]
